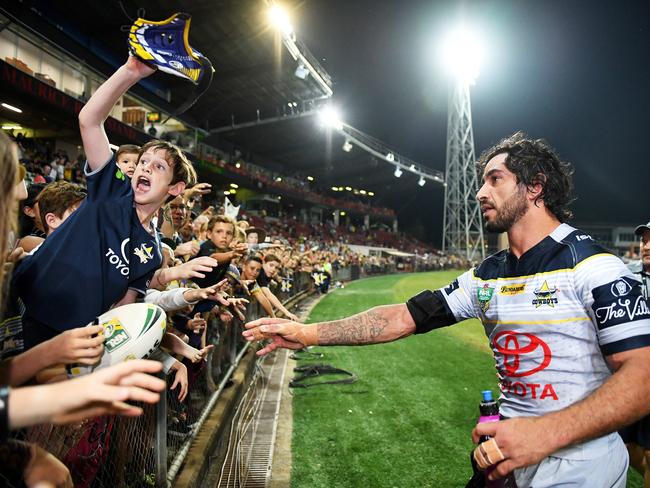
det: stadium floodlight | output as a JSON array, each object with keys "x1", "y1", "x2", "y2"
[
  {"x1": 295, "y1": 63, "x2": 310, "y2": 80},
  {"x1": 359, "y1": 189, "x2": 367, "y2": 195},
  {"x1": 268, "y1": 5, "x2": 293, "y2": 36},
  {"x1": 386, "y1": 152, "x2": 395, "y2": 162},
  {"x1": 368, "y1": 191, "x2": 375, "y2": 196},
  {"x1": 1, "y1": 103, "x2": 22, "y2": 113},
  {"x1": 307, "y1": 176, "x2": 314, "y2": 181},
  {"x1": 345, "y1": 186, "x2": 352, "y2": 191},
  {"x1": 235, "y1": 162, "x2": 241, "y2": 168},
  {"x1": 440, "y1": 26, "x2": 484, "y2": 84},
  {"x1": 318, "y1": 107, "x2": 343, "y2": 130},
  {"x1": 418, "y1": 176, "x2": 426, "y2": 187},
  {"x1": 223, "y1": 190, "x2": 230, "y2": 195},
  {"x1": 276, "y1": 177, "x2": 282, "y2": 182},
  {"x1": 342, "y1": 139, "x2": 353, "y2": 152},
  {"x1": 340, "y1": 211, "x2": 346, "y2": 216},
  {"x1": 229, "y1": 183, "x2": 239, "y2": 188},
  {"x1": 394, "y1": 166, "x2": 403, "y2": 178},
  {"x1": 331, "y1": 186, "x2": 339, "y2": 191}
]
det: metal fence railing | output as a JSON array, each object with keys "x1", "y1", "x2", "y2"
[{"x1": 16, "y1": 265, "x2": 417, "y2": 487}]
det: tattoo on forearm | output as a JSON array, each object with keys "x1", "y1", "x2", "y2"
[{"x1": 318, "y1": 309, "x2": 390, "y2": 345}]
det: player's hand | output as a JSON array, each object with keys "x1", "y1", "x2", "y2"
[
  {"x1": 125, "y1": 56, "x2": 156, "y2": 79},
  {"x1": 45, "y1": 324, "x2": 105, "y2": 366},
  {"x1": 471, "y1": 417, "x2": 558, "y2": 480},
  {"x1": 170, "y1": 361, "x2": 189, "y2": 402},
  {"x1": 175, "y1": 241, "x2": 200, "y2": 258},
  {"x1": 24, "y1": 444, "x2": 73, "y2": 488},
  {"x1": 175, "y1": 256, "x2": 219, "y2": 280},
  {"x1": 187, "y1": 313, "x2": 206, "y2": 333},
  {"x1": 243, "y1": 317, "x2": 311, "y2": 356}
]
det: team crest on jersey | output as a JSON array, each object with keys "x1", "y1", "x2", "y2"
[
  {"x1": 134, "y1": 243, "x2": 154, "y2": 264},
  {"x1": 477, "y1": 283, "x2": 495, "y2": 312},
  {"x1": 532, "y1": 281, "x2": 558, "y2": 308},
  {"x1": 102, "y1": 318, "x2": 131, "y2": 353}
]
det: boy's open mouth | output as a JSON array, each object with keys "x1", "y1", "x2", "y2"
[{"x1": 136, "y1": 176, "x2": 151, "y2": 192}]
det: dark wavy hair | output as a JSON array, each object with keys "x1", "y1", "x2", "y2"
[{"x1": 477, "y1": 132, "x2": 575, "y2": 222}]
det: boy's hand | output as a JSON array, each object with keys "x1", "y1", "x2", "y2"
[
  {"x1": 190, "y1": 344, "x2": 214, "y2": 363},
  {"x1": 45, "y1": 325, "x2": 105, "y2": 366},
  {"x1": 170, "y1": 361, "x2": 189, "y2": 402},
  {"x1": 175, "y1": 241, "x2": 200, "y2": 258},
  {"x1": 124, "y1": 56, "x2": 157, "y2": 79},
  {"x1": 174, "y1": 256, "x2": 219, "y2": 280},
  {"x1": 229, "y1": 243, "x2": 248, "y2": 258},
  {"x1": 187, "y1": 313, "x2": 206, "y2": 333}
]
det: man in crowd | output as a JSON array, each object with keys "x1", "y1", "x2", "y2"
[
  {"x1": 244, "y1": 132, "x2": 650, "y2": 487},
  {"x1": 620, "y1": 221, "x2": 650, "y2": 486}
]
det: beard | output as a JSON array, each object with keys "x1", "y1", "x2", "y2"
[{"x1": 483, "y1": 187, "x2": 528, "y2": 233}]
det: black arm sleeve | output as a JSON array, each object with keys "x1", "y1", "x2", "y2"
[{"x1": 406, "y1": 290, "x2": 458, "y2": 335}]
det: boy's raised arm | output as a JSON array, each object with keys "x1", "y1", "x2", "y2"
[{"x1": 78, "y1": 57, "x2": 155, "y2": 172}]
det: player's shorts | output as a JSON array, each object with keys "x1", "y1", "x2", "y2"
[
  {"x1": 619, "y1": 414, "x2": 650, "y2": 450},
  {"x1": 513, "y1": 433, "x2": 628, "y2": 488}
]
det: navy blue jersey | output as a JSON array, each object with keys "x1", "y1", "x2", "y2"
[{"x1": 13, "y1": 155, "x2": 162, "y2": 347}]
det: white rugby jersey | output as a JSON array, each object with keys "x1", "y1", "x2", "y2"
[{"x1": 407, "y1": 224, "x2": 650, "y2": 457}]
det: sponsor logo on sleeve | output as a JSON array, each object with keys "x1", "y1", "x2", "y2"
[
  {"x1": 592, "y1": 276, "x2": 650, "y2": 329},
  {"x1": 499, "y1": 283, "x2": 526, "y2": 296}
]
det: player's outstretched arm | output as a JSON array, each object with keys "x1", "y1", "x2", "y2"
[
  {"x1": 243, "y1": 303, "x2": 416, "y2": 356},
  {"x1": 79, "y1": 57, "x2": 155, "y2": 172}
]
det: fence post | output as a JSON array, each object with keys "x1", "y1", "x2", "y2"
[{"x1": 155, "y1": 373, "x2": 168, "y2": 488}]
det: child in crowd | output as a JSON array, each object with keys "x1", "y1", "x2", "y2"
[
  {"x1": 13, "y1": 56, "x2": 218, "y2": 350},
  {"x1": 115, "y1": 143, "x2": 140, "y2": 179}
]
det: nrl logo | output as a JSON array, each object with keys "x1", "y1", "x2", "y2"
[
  {"x1": 532, "y1": 281, "x2": 558, "y2": 308},
  {"x1": 134, "y1": 243, "x2": 154, "y2": 264},
  {"x1": 477, "y1": 283, "x2": 494, "y2": 312}
]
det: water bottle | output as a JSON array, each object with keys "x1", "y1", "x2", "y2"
[{"x1": 477, "y1": 390, "x2": 502, "y2": 487}]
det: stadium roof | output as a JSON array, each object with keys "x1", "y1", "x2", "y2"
[{"x1": 2, "y1": 0, "x2": 441, "y2": 211}]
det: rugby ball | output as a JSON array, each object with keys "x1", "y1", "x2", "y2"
[{"x1": 67, "y1": 303, "x2": 167, "y2": 377}]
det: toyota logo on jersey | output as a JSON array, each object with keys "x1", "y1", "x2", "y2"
[
  {"x1": 492, "y1": 331, "x2": 552, "y2": 378},
  {"x1": 492, "y1": 331, "x2": 558, "y2": 401}
]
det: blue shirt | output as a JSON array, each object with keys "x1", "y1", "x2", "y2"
[{"x1": 13, "y1": 155, "x2": 162, "y2": 347}]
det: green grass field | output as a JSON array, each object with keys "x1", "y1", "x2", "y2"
[{"x1": 291, "y1": 272, "x2": 643, "y2": 487}]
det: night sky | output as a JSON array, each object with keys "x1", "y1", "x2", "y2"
[{"x1": 290, "y1": 0, "x2": 650, "y2": 243}]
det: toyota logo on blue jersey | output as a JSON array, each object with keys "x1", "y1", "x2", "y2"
[{"x1": 105, "y1": 238, "x2": 130, "y2": 276}]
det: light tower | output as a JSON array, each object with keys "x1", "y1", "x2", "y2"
[{"x1": 441, "y1": 28, "x2": 485, "y2": 262}]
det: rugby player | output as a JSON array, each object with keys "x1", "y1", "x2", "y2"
[{"x1": 243, "y1": 132, "x2": 650, "y2": 487}]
